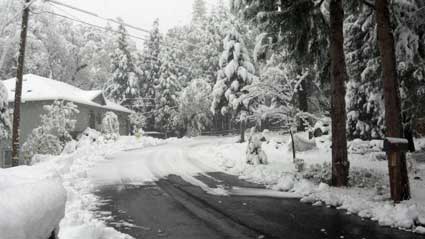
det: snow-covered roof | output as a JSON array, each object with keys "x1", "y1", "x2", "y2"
[{"x1": 3, "y1": 74, "x2": 132, "y2": 114}]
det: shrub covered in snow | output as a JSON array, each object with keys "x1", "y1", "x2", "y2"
[
  {"x1": 101, "y1": 111, "x2": 120, "y2": 140},
  {"x1": 302, "y1": 162, "x2": 387, "y2": 188},
  {"x1": 22, "y1": 101, "x2": 79, "y2": 160},
  {"x1": 129, "y1": 112, "x2": 146, "y2": 133},
  {"x1": 246, "y1": 127, "x2": 268, "y2": 165},
  {"x1": 0, "y1": 80, "x2": 10, "y2": 139}
]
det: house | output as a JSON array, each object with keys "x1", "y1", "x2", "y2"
[{"x1": 0, "y1": 74, "x2": 132, "y2": 167}]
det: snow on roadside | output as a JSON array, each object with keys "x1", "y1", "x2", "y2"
[
  {"x1": 0, "y1": 134, "x2": 167, "y2": 239},
  {"x1": 0, "y1": 153, "x2": 67, "y2": 239},
  {"x1": 194, "y1": 133, "x2": 425, "y2": 234},
  {"x1": 57, "y1": 135, "x2": 167, "y2": 239}
]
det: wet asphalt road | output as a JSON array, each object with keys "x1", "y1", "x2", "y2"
[{"x1": 93, "y1": 172, "x2": 425, "y2": 239}]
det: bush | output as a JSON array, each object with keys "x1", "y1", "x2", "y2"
[
  {"x1": 129, "y1": 112, "x2": 146, "y2": 133},
  {"x1": 22, "y1": 101, "x2": 79, "y2": 160},
  {"x1": 302, "y1": 162, "x2": 387, "y2": 188},
  {"x1": 246, "y1": 128, "x2": 268, "y2": 165},
  {"x1": 101, "y1": 111, "x2": 120, "y2": 140}
]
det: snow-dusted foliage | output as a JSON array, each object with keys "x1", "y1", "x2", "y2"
[
  {"x1": 101, "y1": 111, "x2": 120, "y2": 140},
  {"x1": 137, "y1": 19, "x2": 162, "y2": 130},
  {"x1": 303, "y1": 162, "x2": 387, "y2": 189},
  {"x1": 246, "y1": 127, "x2": 268, "y2": 165},
  {"x1": 0, "y1": 80, "x2": 10, "y2": 139},
  {"x1": 152, "y1": 27, "x2": 190, "y2": 133},
  {"x1": 104, "y1": 21, "x2": 139, "y2": 103},
  {"x1": 192, "y1": 0, "x2": 207, "y2": 23},
  {"x1": 1, "y1": 3, "x2": 115, "y2": 89},
  {"x1": 344, "y1": 4, "x2": 384, "y2": 140},
  {"x1": 211, "y1": 27, "x2": 257, "y2": 115},
  {"x1": 242, "y1": 65, "x2": 296, "y2": 126},
  {"x1": 178, "y1": 79, "x2": 213, "y2": 136},
  {"x1": 22, "y1": 101, "x2": 79, "y2": 160},
  {"x1": 129, "y1": 112, "x2": 146, "y2": 133},
  {"x1": 345, "y1": 1, "x2": 425, "y2": 139}
]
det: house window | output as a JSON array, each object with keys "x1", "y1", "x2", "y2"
[{"x1": 3, "y1": 149, "x2": 12, "y2": 167}]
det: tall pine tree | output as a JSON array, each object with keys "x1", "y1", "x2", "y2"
[
  {"x1": 138, "y1": 19, "x2": 162, "y2": 130},
  {"x1": 211, "y1": 27, "x2": 257, "y2": 141},
  {"x1": 104, "y1": 20, "x2": 138, "y2": 103}
]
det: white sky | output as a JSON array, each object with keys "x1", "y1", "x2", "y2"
[{"x1": 56, "y1": 0, "x2": 223, "y2": 33}]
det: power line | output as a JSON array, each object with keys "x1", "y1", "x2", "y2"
[
  {"x1": 30, "y1": 9, "x2": 200, "y2": 71},
  {"x1": 31, "y1": 9, "x2": 150, "y2": 41},
  {"x1": 44, "y1": 0, "x2": 151, "y2": 34},
  {"x1": 44, "y1": 0, "x2": 202, "y2": 49}
]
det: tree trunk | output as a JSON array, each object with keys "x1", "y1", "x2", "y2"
[
  {"x1": 329, "y1": 0, "x2": 349, "y2": 187},
  {"x1": 239, "y1": 111, "x2": 247, "y2": 143},
  {"x1": 11, "y1": 0, "x2": 30, "y2": 167},
  {"x1": 376, "y1": 0, "x2": 410, "y2": 202},
  {"x1": 298, "y1": 77, "x2": 308, "y2": 131}
]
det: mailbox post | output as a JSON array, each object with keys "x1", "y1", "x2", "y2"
[{"x1": 383, "y1": 137, "x2": 411, "y2": 202}]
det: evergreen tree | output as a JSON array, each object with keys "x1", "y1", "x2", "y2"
[
  {"x1": 104, "y1": 21, "x2": 138, "y2": 103},
  {"x1": 154, "y1": 44, "x2": 183, "y2": 132},
  {"x1": 138, "y1": 19, "x2": 162, "y2": 130},
  {"x1": 211, "y1": 27, "x2": 257, "y2": 141},
  {"x1": 192, "y1": 0, "x2": 207, "y2": 23},
  {"x1": 231, "y1": 0, "x2": 330, "y2": 130},
  {"x1": 0, "y1": 80, "x2": 10, "y2": 139},
  {"x1": 345, "y1": 0, "x2": 425, "y2": 139},
  {"x1": 345, "y1": 3, "x2": 384, "y2": 140}
]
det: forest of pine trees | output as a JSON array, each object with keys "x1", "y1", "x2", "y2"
[{"x1": 1, "y1": 0, "x2": 424, "y2": 142}]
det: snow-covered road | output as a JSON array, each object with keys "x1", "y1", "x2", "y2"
[
  {"x1": 91, "y1": 138, "x2": 425, "y2": 239},
  {"x1": 89, "y1": 137, "x2": 297, "y2": 198}
]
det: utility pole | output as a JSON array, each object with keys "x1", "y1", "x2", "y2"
[{"x1": 11, "y1": 0, "x2": 31, "y2": 167}]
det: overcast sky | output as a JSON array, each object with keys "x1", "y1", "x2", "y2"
[{"x1": 57, "y1": 0, "x2": 223, "y2": 33}]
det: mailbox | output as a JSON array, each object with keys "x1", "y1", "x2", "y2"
[{"x1": 383, "y1": 137, "x2": 409, "y2": 153}]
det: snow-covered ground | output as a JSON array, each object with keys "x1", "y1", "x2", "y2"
[
  {"x1": 2, "y1": 131, "x2": 425, "y2": 238},
  {"x1": 192, "y1": 131, "x2": 425, "y2": 234},
  {"x1": 0, "y1": 133, "x2": 168, "y2": 239}
]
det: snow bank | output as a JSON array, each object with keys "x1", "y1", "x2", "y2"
[
  {"x1": 1, "y1": 133, "x2": 166, "y2": 239},
  {"x1": 196, "y1": 134, "x2": 425, "y2": 234},
  {"x1": 56, "y1": 135, "x2": 166, "y2": 239},
  {"x1": 0, "y1": 169, "x2": 66, "y2": 239}
]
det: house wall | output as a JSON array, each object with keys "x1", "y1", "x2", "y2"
[{"x1": 0, "y1": 100, "x2": 130, "y2": 168}]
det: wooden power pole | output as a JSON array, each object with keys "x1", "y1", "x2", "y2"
[
  {"x1": 11, "y1": 0, "x2": 31, "y2": 166},
  {"x1": 376, "y1": 0, "x2": 410, "y2": 202}
]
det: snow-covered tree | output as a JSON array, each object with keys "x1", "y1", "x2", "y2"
[
  {"x1": 345, "y1": 0, "x2": 425, "y2": 139},
  {"x1": 178, "y1": 79, "x2": 213, "y2": 136},
  {"x1": 231, "y1": 0, "x2": 329, "y2": 131},
  {"x1": 104, "y1": 21, "x2": 139, "y2": 103},
  {"x1": 22, "y1": 101, "x2": 79, "y2": 160},
  {"x1": 242, "y1": 64, "x2": 299, "y2": 130},
  {"x1": 0, "y1": 80, "x2": 10, "y2": 139},
  {"x1": 211, "y1": 27, "x2": 257, "y2": 116},
  {"x1": 192, "y1": 0, "x2": 207, "y2": 23},
  {"x1": 129, "y1": 112, "x2": 146, "y2": 133},
  {"x1": 138, "y1": 19, "x2": 162, "y2": 130},
  {"x1": 154, "y1": 43, "x2": 183, "y2": 132},
  {"x1": 101, "y1": 111, "x2": 120, "y2": 140}
]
